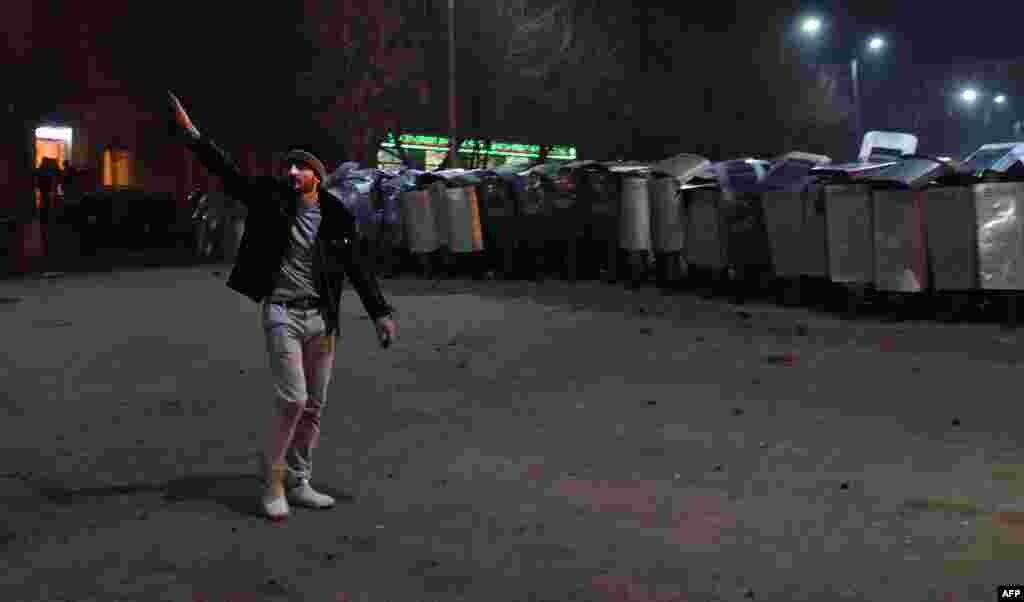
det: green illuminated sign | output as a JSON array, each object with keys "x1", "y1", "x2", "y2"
[{"x1": 381, "y1": 133, "x2": 576, "y2": 160}]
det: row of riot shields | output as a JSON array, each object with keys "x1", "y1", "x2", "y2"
[
  {"x1": 329, "y1": 132, "x2": 1024, "y2": 325},
  {"x1": 557, "y1": 134, "x2": 1024, "y2": 316},
  {"x1": 760, "y1": 140, "x2": 1024, "y2": 321},
  {"x1": 396, "y1": 169, "x2": 489, "y2": 278},
  {"x1": 394, "y1": 161, "x2": 637, "y2": 282},
  {"x1": 650, "y1": 132, "x2": 933, "y2": 306},
  {"x1": 337, "y1": 156, "x2": 770, "y2": 286}
]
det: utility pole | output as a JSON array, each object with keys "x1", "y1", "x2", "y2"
[
  {"x1": 850, "y1": 57, "x2": 862, "y2": 146},
  {"x1": 447, "y1": 0, "x2": 457, "y2": 168}
]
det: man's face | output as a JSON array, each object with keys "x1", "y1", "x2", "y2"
[{"x1": 286, "y1": 162, "x2": 319, "y2": 194}]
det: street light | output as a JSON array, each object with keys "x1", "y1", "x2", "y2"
[
  {"x1": 955, "y1": 89, "x2": 1016, "y2": 145},
  {"x1": 801, "y1": 16, "x2": 823, "y2": 36},
  {"x1": 797, "y1": 16, "x2": 886, "y2": 143}
]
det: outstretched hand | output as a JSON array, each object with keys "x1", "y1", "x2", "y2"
[{"x1": 168, "y1": 91, "x2": 200, "y2": 138}]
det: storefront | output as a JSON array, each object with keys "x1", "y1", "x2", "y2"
[{"x1": 378, "y1": 133, "x2": 576, "y2": 170}]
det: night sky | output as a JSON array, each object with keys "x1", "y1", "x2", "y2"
[
  {"x1": 799, "y1": 0, "x2": 1024, "y2": 64},
  {"x1": 9, "y1": 1, "x2": 1024, "y2": 160}
]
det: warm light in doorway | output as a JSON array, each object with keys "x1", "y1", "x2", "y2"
[
  {"x1": 34, "y1": 125, "x2": 73, "y2": 168},
  {"x1": 35, "y1": 126, "x2": 72, "y2": 144}
]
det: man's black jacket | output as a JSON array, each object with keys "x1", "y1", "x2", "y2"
[{"x1": 186, "y1": 134, "x2": 394, "y2": 337}]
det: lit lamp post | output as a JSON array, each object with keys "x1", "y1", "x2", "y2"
[
  {"x1": 956, "y1": 88, "x2": 1019, "y2": 148},
  {"x1": 960, "y1": 87, "x2": 979, "y2": 105},
  {"x1": 956, "y1": 88, "x2": 1013, "y2": 115},
  {"x1": 801, "y1": 16, "x2": 822, "y2": 36},
  {"x1": 991, "y1": 94, "x2": 1023, "y2": 136},
  {"x1": 957, "y1": 87, "x2": 1012, "y2": 110},
  {"x1": 800, "y1": 16, "x2": 886, "y2": 143}
]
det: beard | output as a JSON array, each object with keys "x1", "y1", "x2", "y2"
[{"x1": 289, "y1": 177, "x2": 315, "y2": 195}]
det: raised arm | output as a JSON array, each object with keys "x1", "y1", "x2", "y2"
[{"x1": 168, "y1": 91, "x2": 253, "y2": 203}]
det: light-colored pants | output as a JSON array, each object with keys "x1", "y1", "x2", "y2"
[{"x1": 260, "y1": 300, "x2": 337, "y2": 485}]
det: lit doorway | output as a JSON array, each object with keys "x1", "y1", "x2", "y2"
[{"x1": 34, "y1": 125, "x2": 72, "y2": 210}]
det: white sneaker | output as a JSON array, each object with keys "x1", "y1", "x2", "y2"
[
  {"x1": 286, "y1": 479, "x2": 336, "y2": 509},
  {"x1": 262, "y1": 493, "x2": 290, "y2": 520},
  {"x1": 262, "y1": 461, "x2": 291, "y2": 520}
]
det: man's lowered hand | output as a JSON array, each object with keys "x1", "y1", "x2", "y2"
[{"x1": 375, "y1": 316, "x2": 397, "y2": 348}]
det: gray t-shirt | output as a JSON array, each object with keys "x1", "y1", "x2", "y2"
[{"x1": 269, "y1": 203, "x2": 322, "y2": 302}]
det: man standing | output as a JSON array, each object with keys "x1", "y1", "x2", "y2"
[{"x1": 168, "y1": 92, "x2": 398, "y2": 520}]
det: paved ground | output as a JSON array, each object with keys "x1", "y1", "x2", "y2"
[{"x1": 2, "y1": 265, "x2": 1023, "y2": 601}]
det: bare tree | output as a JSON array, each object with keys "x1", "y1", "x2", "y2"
[
  {"x1": 771, "y1": 43, "x2": 853, "y2": 155},
  {"x1": 290, "y1": 1, "x2": 850, "y2": 165},
  {"x1": 295, "y1": 0, "x2": 434, "y2": 165},
  {"x1": 657, "y1": 13, "x2": 852, "y2": 160},
  {"x1": 455, "y1": 1, "x2": 627, "y2": 144}
]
